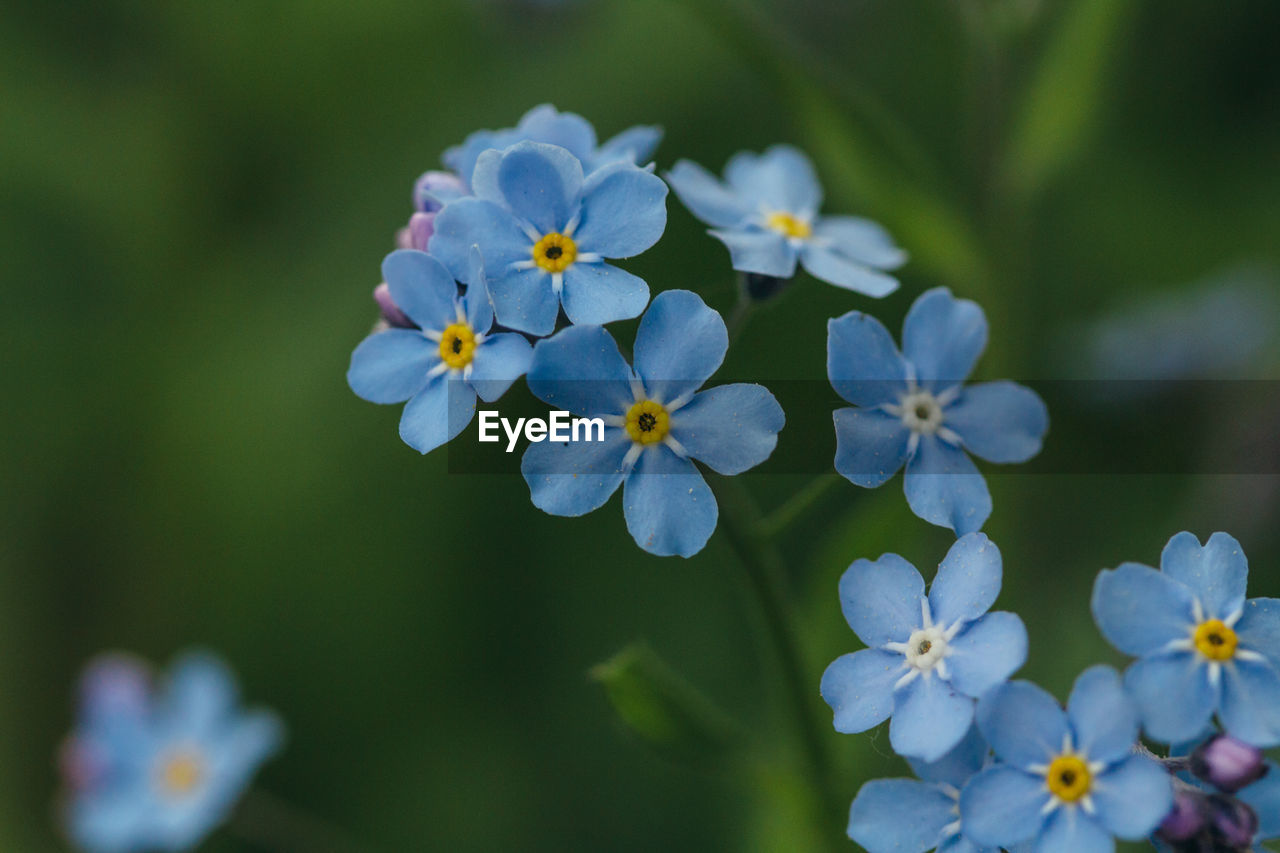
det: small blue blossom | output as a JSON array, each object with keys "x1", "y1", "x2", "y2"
[
  {"x1": 348, "y1": 248, "x2": 534, "y2": 454},
  {"x1": 820, "y1": 533, "x2": 1028, "y2": 762},
  {"x1": 1091, "y1": 531, "x2": 1280, "y2": 747},
  {"x1": 430, "y1": 141, "x2": 668, "y2": 335},
  {"x1": 848, "y1": 726, "x2": 1000, "y2": 853},
  {"x1": 827, "y1": 287, "x2": 1048, "y2": 534},
  {"x1": 61, "y1": 652, "x2": 283, "y2": 853},
  {"x1": 665, "y1": 145, "x2": 905, "y2": 295},
  {"x1": 520, "y1": 289, "x2": 784, "y2": 557},
  {"x1": 960, "y1": 666, "x2": 1173, "y2": 853}
]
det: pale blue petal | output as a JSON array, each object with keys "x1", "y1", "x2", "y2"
[
  {"x1": 664, "y1": 160, "x2": 752, "y2": 228},
  {"x1": 848, "y1": 778, "x2": 956, "y2": 853},
  {"x1": 902, "y1": 288, "x2": 988, "y2": 393},
  {"x1": 1090, "y1": 563, "x2": 1197, "y2": 656},
  {"x1": 1066, "y1": 666, "x2": 1138, "y2": 766},
  {"x1": 560, "y1": 262, "x2": 649, "y2": 327},
  {"x1": 469, "y1": 148, "x2": 504, "y2": 203},
  {"x1": 909, "y1": 724, "x2": 989, "y2": 788},
  {"x1": 669, "y1": 384, "x2": 784, "y2": 475},
  {"x1": 937, "y1": 837, "x2": 985, "y2": 853},
  {"x1": 800, "y1": 244, "x2": 900, "y2": 296},
  {"x1": 494, "y1": 141, "x2": 584, "y2": 235},
  {"x1": 1122, "y1": 652, "x2": 1217, "y2": 744},
  {"x1": 811, "y1": 215, "x2": 907, "y2": 269},
  {"x1": 347, "y1": 330, "x2": 434, "y2": 404},
  {"x1": 708, "y1": 227, "x2": 798, "y2": 277},
  {"x1": 1219, "y1": 658, "x2": 1280, "y2": 747},
  {"x1": 163, "y1": 652, "x2": 236, "y2": 737},
  {"x1": 838, "y1": 553, "x2": 925, "y2": 647},
  {"x1": 891, "y1": 674, "x2": 976, "y2": 762},
  {"x1": 521, "y1": 428, "x2": 631, "y2": 516},
  {"x1": 462, "y1": 247, "x2": 494, "y2": 332},
  {"x1": 574, "y1": 165, "x2": 668, "y2": 258},
  {"x1": 959, "y1": 766, "x2": 1049, "y2": 847},
  {"x1": 1091, "y1": 755, "x2": 1173, "y2": 839},
  {"x1": 724, "y1": 145, "x2": 822, "y2": 215},
  {"x1": 826, "y1": 311, "x2": 910, "y2": 407},
  {"x1": 944, "y1": 382, "x2": 1049, "y2": 464},
  {"x1": 1236, "y1": 598, "x2": 1280, "y2": 666},
  {"x1": 903, "y1": 436, "x2": 992, "y2": 536},
  {"x1": 821, "y1": 649, "x2": 901, "y2": 734},
  {"x1": 468, "y1": 333, "x2": 533, "y2": 403},
  {"x1": 929, "y1": 532, "x2": 1003, "y2": 627},
  {"x1": 976, "y1": 681, "x2": 1068, "y2": 769},
  {"x1": 833, "y1": 407, "x2": 910, "y2": 487},
  {"x1": 1238, "y1": 762, "x2": 1280, "y2": 839},
  {"x1": 594, "y1": 124, "x2": 662, "y2": 167},
  {"x1": 429, "y1": 198, "x2": 531, "y2": 283},
  {"x1": 622, "y1": 446, "x2": 717, "y2": 558},
  {"x1": 398, "y1": 376, "x2": 476, "y2": 454},
  {"x1": 1036, "y1": 808, "x2": 1112, "y2": 853},
  {"x1": 526, "y1": 325, "x2": 636, "y2": 416},
  {"x1": 1160, "y1": 531, "x2": 1249, "y2": 620},
  {"x1": 69, "y1": 785, "x2": 152, "y2": 853},
  {"x1": 946, "y1": 612, "x2": 1028, "y2": 698},
  {"x1": 633, "y1": 289, "x2": 728, "y2": 405},
  {"x1": 382, "y1": 249, "x2": 457, "y2": 329},
  {"x1": 488, "y1": 265, "x2": 559, "y2": 336},
  {"x1": 515, "y1": 104, "x2": 597, "y2": 160}
]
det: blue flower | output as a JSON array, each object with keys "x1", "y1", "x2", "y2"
[
  {"x1": 848, "y1": 726, "x2": 1000, "y2": 853},
  {"x1": 820, "y1": 533, "x2": 1028, "y2": 762},
  {"x1": 348, "y1": 248, "x2": 534, "y2": 454},
  {"x1": 520, "y1": 289, "x2": 784, "y2": 557},
  {"x1": 430, "y1": 141, "x2": 668, "y2": 335},
  {"x1": 62, "y1": 652, "x2": 283, "y2": 853},
  {"x1": 665, "y1": 145, "x2": 905, "y2": 295},
  {"x1": 960, "y1": 666, "x2": 1173, "y2": 852},
  {"x1": 827, "y1": 287, "x2": 1048, "y2": 534},
  {"x1": 1091, "y1": 531, "x2": 1280, "y2": 747},
  {"x1": 1238, "y1": 760, "x2": 1280, "y2": 844}
]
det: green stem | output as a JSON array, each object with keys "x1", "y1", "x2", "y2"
[
  {"x1": 229, "y1": 789, "x2": 374, "y2": 853},
  {"x1": 757, "y1": 473, "x2": 843, "y2": 540}
]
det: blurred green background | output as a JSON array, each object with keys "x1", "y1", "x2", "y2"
[{"x1": 3, "y1": 0, "x2": 1278, "y2": 850}]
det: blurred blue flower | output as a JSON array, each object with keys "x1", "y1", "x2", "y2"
[
  {"x1": 827, "y1": 287, "x2": 1048, "y2": 534},
  {"x1": 960, "y1": 667, "x2": 1173, "y2": 852},
  {"x1": 430, "y1": 141, "x2": 668, "y2": 335},
  {"x1": 61, "y1": 652, "x2": 283, "y2": 853},
  {"x1": 820, "y1": 533, "x2": 1027, "y2": 762},
  {"x1": 348, "y1": 248, "x2": 533, "y2": 454},
  {"x1": 1091, "y1": 531, "x2": 1280, "y2": 747},
  {"x1": 521, "y1": 289, "x2": 784, "y2": 557},
  {"x1": 665, "y1": 145, "x2": 905, "y2": 295},
  {"x1": 848, "y1": 726, "x2": 999, "y2": 853}
]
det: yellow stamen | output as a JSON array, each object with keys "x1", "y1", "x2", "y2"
[
  {"x1": 625, "y1": 400, "x2": 670, "y2": 445},
  {"x1": 1045, "y1": 755, "x2": 1092, "y2": 802},
  {"x1": 765, "y1": 211, "x2": 812, "y2": 240},
  {"x1": 439, "y1": 323, "x2": 476, "y2": 370},
  {"x1": 532, "y1": 232, "x2": 578, "y2": 273},
  {"x1": 157, "y1": 751, "x2": 204, "y2": 797},
  {"x1": 1193, "y1": 618, "x2": 1238, "y2": 661}
]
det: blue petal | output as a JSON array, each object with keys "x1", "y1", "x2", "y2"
[
  {"x1": 959, "y1": 765, "x2": 1049, "y2": 847},
  {"x1": 462, "y1": 247, "x2": 494, "y2": 333},
  {"x1": 1036, "y1": 808, "x2": 1112, "y2": 853},
  {"x1": 493, "y1": 141, "x2": 584, "y2": 235},
  {"x1": 811, "y1": 215, "x2": 907, "y2": 269},
  {"x1": 821, "y1": 649, "x2": 901, "y2": 734},
  {"x1": 468, "y1": 333, "x2": 533, "y2": 403},
  {"x1": 1160, "y1": 531, "x2": 1249, "y2": 620},
  {"x1": 909, "y1": 724, "x2": 989, "y2": 788},
  {"x1": 347, "y1": 330, "x2": 434, "y2": 404},
  {"x1": 669, "y1": 383, "x2": 784, "y2": 475},
  {"x1": 891, "y1": 673, "x2": 975, "y2": 762},
  {"x1": 521, "y1": 427, "x2": 631, "y2": 516},
  {"x1": 1091, "y1": 755, "x2": 1173, "y2": 840},
  {"x1": 526, "y1": 325, "x2": 636, "y2": 416},
  {"x1": 1122, "y1": 652, "x2": 1217, "y2": 744},
  {"x1": 488, "y1": 265, "x2": 559, "y2": 336},
  {"x1": 221, "y1": 709, "x2": 285, "y2": 770},
  {"x1": 976, "y1": 681, "x2": 1068, "y2": 769},
  {"x1": 903, "y1": 436, "x2": 992, "y2": 535},
  {"x1": 833, "y1": 407, "x2": 910, "y2": 487},
  {"x1": 382, "y1": 249, "x2": 457, "y2": 330},
  {"x1": 1090, "y1": 563, "x2": 1197, "y2": 656},
  {"x1": 1219, "y1": 658, "x2": 1280, "y2": 747},
  {"x1": 1238, "y1": 761, "x2": 1280, "y2": 839},
  {"x1": 574, "y1": 164, "x2": 668, "y2": 258},
  {"x1": 943, "y1": 382, "x2": 1049, "y2": 464},
  {"x1": 708, "y1": 227, "x2": 798, "y2": 277},
  {"x1": 162, "y1": 652, "x2": 237, "y2": 737},
  {"x1": 826, "y1": 311, "x2": 910, "y2": 407},
  {"x1": 799, "y1": 244, "x2": 900, "y2": 296},
  {"x1": 902, "y1": 288, "x2": 988, "y2": 393},
  {"x1": 929, "y1": 532, "x2": 1003, "y2": 628},
  {"x1": 663, "y1": 159, "x2": 752, "y2": 228},
  {"x1": 1236, "y1": 597, "x2": 1280, "y2": 666},
  {"x1": 69, "y1": 785, "x2": 152, "y2": 853},
  {"x1": 560, "y1": 262, "x2": 649, "y2": 327},
  {"x1": 632, "y1": 289, "x2": 728, "y2": 406},
  {"x1": 838, "y1": 553, "x2": 925, "y2": 647},
  {"x1": 594, "y1": 124, "x2": 663, "y2": 168},
  {"x1": 945, "y1": 612, "x2": 1028, "y2": 699},
  {"x1": 724, "y1": 145, "x2": 823, "y2": 216},
  {"x1": 622, "y1": 446, "x2": 718, "y2": 558},
  {"x1": 515, "y1": 104, "x2": 598, "y2": 159},
  {"x1": 429, "y1": 198, "x2": 531, "y2": 283},
  {"x1": 1066, "y1": 665, "x2": 1138, "y2": 766},
  {"x1": 398, "y1": 376, "x2": 476, "y2": 454},
  {"x1": 847, "y1": 778, "x2": 956, "y2": 853}
]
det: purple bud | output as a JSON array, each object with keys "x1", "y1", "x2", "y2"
[
  {"x1": 1209, "y1": 794, "x2": 1258, "y2": 847},
  {"x1": 79, "y1": 654, "x2": 149, "y2": 723},
  {"x1": 1157, "y1": 790, "x2": 1209, "y2": 842},
  {"x1": 413, "y1": 170, "x2": 466, "y2": 213},
  {"x1": 1191, "y1": 734, "x2": 1269, "y2": 793},
  {"x1": 58, "y1": 736, "x2": 106, "y2": 791},
  {"x1": 395, "y1": 212, "x2": 435, "y2": 252},
  {"x1": 373, "y1": 283, "x2": 415, "y2": 329}
]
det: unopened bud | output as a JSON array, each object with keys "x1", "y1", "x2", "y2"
[
  {"x1": 413, "y1": 171, "x2": 467, "y2": 212},
  {"x1": 1208, "y1": 794, "x2": 1258, "y2": 848},
  {"x1": 395, "y1": 212, "x2": 435, "y2": 252},
  {"x1": 1157, "y1": 789, "x2": 1208, "y2": 843},
  {"x1": 373, "y1": 283, "x2": 414, "y2": 329},
  {"x1": 1191, "y1": 734, "x2": 1268, "y2": 793}
]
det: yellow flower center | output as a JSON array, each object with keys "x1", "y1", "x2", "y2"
[
  {"x1": 765, "y1": 211, "x2": 812, "y2": 240},
  {"x1": 156, "y1": 750, "x2": 204, "y2": 797},
  {"x1": 1193, "y1": 618, "x2": 1238, "y2": 661},
  {"x1": 625, "y1": 400, "x2": 670, "y2": 445},
  {"x1": 532, "y1": 232, "x2": 578, "y2": 272},
  {"x1": 1045, "y1": 755, "x2": 1092, "y2": 802},
  {"x1": 439, "y1": 323, "x2": 476, "y2": 370}
]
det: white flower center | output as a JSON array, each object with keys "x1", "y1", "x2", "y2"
[
  {"x1": 904, "y1": 625, "x2": 949, "y2": 671},
  {"x1": 899, "y1": 390, "x2": 944, "y2": 435},
  {"x1": 884, "y1": 599, "x2": 963, "y2": 689}
]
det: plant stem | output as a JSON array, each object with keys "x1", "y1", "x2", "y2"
[
  {"x1": 228, "y1": 789, "x2": 374, "y2": 853},
  {"x1": 757, "y1": 473, "x2": 843, "y2": 540}
]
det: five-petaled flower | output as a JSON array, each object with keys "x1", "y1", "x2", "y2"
[
  {"x1": 827, "y1": 287, "x2": 1048, "y2": 534},
  {"x1": 1091, "y1": 531, "x2": 1280, "y2": 746},
  {"x1": 348, "y1": 248, "x2": 534, "y2": 454},
  {"x1": 960, "y1": 666, "x2": 1173, "y2": 853},
  {"x1": 520, "y1": 289, "x2": 784, "y2": 557},
  {"x1": 665, "y1": 145, "x2": 906, "y2": 296},
  {"x1": 820, "y1": 533, "x2": 1028, "y2": 762},
  {"x1": 430, "y1": 141, "x2": 669, "y2": 336}
]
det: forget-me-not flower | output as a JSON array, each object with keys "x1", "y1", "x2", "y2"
[
  {"x1": 828, "y1": 287, "x2": 1048, "y2": 534},
  {"x1": 61, "y1": 652, "x2": 283, "y2": 853},
  {"x1": 348, "y1": 248, "x2": 534, "y2": 454},
  {"x1": 848, "y1": 725, "x2": 999, "y2": 853},
  {"x1": 665, "y1": 145, "x2": 905, "y2": 296},
  {"x1": 521, "y1": 289, "x2": 784, "y2": 558},
  {"x1": 820, "y1": 533, "x2": 1028, "y2": 762},
  {"x1": 1091, "y1": 531, "x2": 1280, "y2": 747},
  {"x1": 430, "y1": 141, "x2": 668, "y2": 335},
  {"x1": 960, "y1": 666, "x2": 1173, "y2": 853}
]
